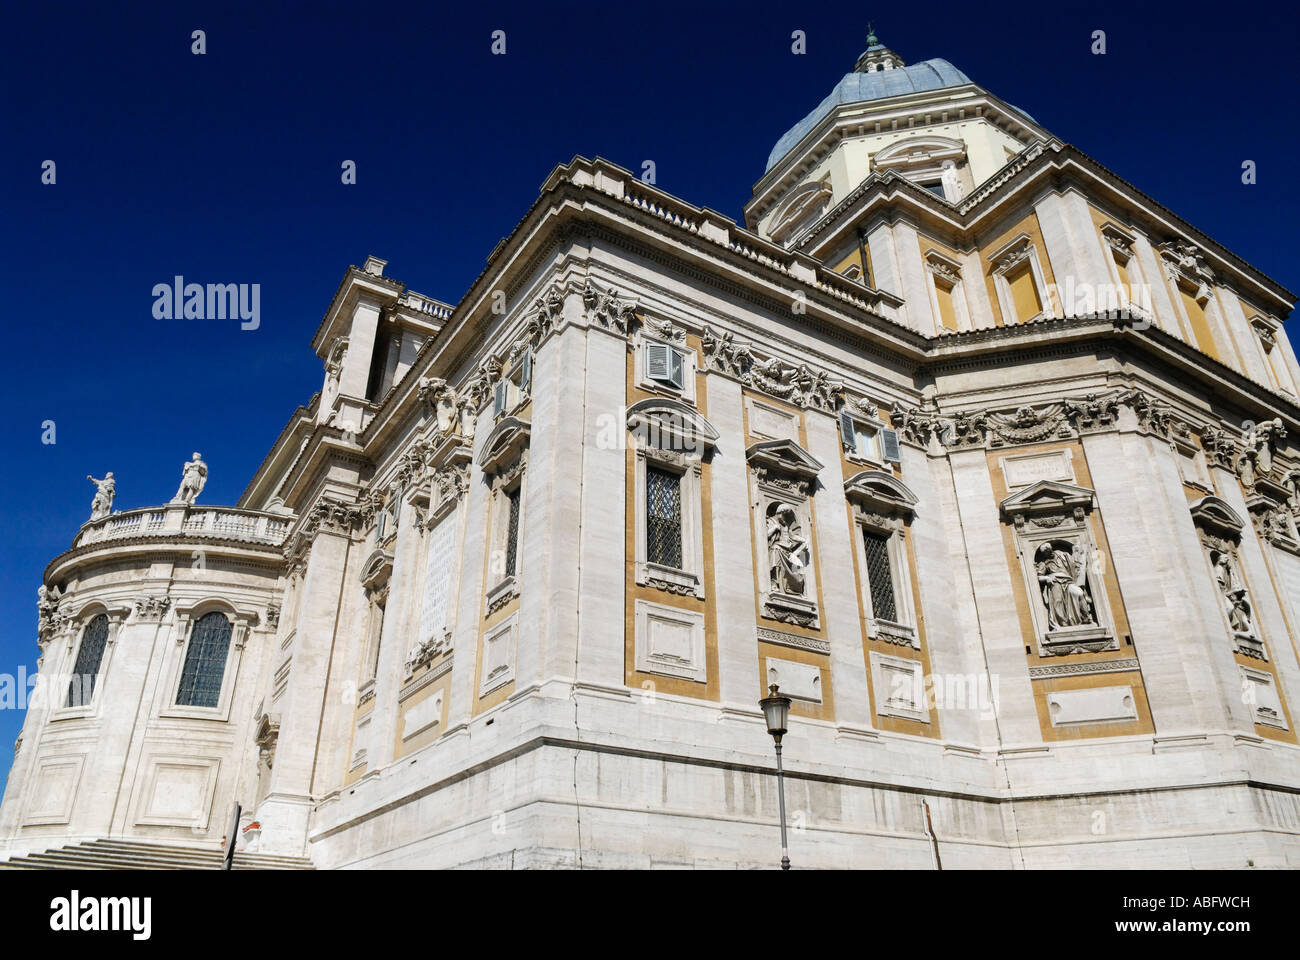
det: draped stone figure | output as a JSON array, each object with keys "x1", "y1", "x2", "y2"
[
  {"x1": 1035, "y1": 541, "x2": 1096, "y2": 629},
  {"x1": 87, "y1": 472, "x2": 115, "y2": 520},
  {"x1": 172, "y1": 452, "x2": 208, "y2": 504},
  {"x1": 1212, "y1": 552, "x2": 1255, "y2": 636},
  {"x1": 767, "y1": 504, "x2": 810, "y2": 596}
]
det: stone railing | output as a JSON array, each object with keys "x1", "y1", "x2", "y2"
[{"x1": 74, "y1": 504, "x2": 293, "y2": 549}]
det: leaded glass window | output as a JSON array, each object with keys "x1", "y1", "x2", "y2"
[
  {"x1": 646, "y1": 466, "x2": 683, "y2": 568},
  {"x1": 67, "y1": 614, "x2": 109, "y2": 707},
  {"x1": 504, "y1": 487, "x2": 521, "y2": 577},
  {"x1": 177, "y1": 611, "x2": 233, "y2": 708},
  {"x1": 863, "y1": 529, "x2": 898, "y2": 622}
]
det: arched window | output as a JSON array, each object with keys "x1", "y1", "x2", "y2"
[
  {"x1": 67, "y1": 614, "x2": 109, "y2": 707},
  {"x1": 177, "y1": 611, "x2": 233, "y2": 707}
]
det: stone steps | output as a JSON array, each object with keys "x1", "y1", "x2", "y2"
[{"x1": 0, "y1": 839, "x2": 313, "y2": 871}]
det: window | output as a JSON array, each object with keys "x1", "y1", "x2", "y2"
[
  {"x1": 646, "y1": 466, "x2": 683, "y2": 568},
  {"x1": 628, "y1": 398, "x2": 716, "y2": 598},
  {"x1": 493, "y1": 351, "x2": 532, "y2": 418},
  {"x1": 503, "y1": 487, "x2": 521, "y2": 577},
  {"x1": 839, "y1": 410, "x2": 900, "y2": 463},
  {"x1": 67, "y1": 614, "x2": 109, "y2": 707},
  {"x1": 645, "y1": 342, "x2": 685, "y2": 390},
  {"x1": 176, "y1": 611, "x2": 233, "y2": 708},
  {"x1": 862, "y1": 530, "x2": 898, "y2": 622},
  {"x1": 1006, "y1": 264, "x2": 1043, "y2": 322},
  {"x1": 922, "y1": 181, "x2": 946, "y2": 198}
]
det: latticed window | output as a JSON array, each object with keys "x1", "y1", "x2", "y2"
[
  {"x1": 504, "y1": 487, "x2": 522, "y2": 577},
  {"x1": 67, "y1": 614, "x2": 109, "y2": 707},
  {"x1": 177, "y1": 611, "x2": 233, "y2": 708},
  {"x1": 646, "y1": 466, "x2": 683, "y2": 568},
  {"x1": 863, "y1": 529, "x2": 898, "y2": 622}
]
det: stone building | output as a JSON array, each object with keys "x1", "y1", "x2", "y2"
[{"x1": 4, "y1": 35, "x2": 1300, "y2": 869}]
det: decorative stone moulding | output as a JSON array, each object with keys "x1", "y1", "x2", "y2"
[
  {"x1": 1001, "y1": 480, "x2": 1118, "y2": 657},
  {"x1": 700, "y1": 325, "x2": 843, "y2": 412},
  {"x1": 888, "y1": 387, "x2": 1189, "y2": 454},
  {"x1": 582, "y1": 279, "x2": 637, "y2": 335}
]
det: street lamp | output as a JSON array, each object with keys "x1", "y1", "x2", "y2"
[{"x1": 759, "y1": 683, "x2": 793, "y2": 870}]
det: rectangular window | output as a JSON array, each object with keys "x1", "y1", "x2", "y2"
[
  {"x1": 645, "y1": 466, "x2": 683, "y2": 568},
  {"x1": 862, "y1": 529, "x2": 898, "y2": 622},
  {"x1": 503, "y1": 487, "x2": 521, "y2": 577}
]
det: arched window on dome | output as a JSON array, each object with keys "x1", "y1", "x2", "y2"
[
  {"x1": 66, "y1": 614, "x2": 110, "y2": 707},
  {"x1": 176, "y1": 611, "x2": 233, "y2": 708}
]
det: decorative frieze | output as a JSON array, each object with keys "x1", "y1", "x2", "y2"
[
  {"x1": 583, "y1": 279, "x2": 637, "y2": 334},
  {"x1": 700, "y1": 325, "x2": 843, "y2": 412}
]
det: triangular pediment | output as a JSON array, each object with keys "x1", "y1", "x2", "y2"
[
  {"x1": 1000, "y1": 479, "x2": 1094, "y2": 519},
  {"x1": 746, "y1": 438, "x2": 824, "y2": 480}
]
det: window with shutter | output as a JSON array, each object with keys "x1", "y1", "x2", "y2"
[
  {"x1": 518, "y1": 350, "x2": 532, "y2": 393},
  {"x1": 881, "y1": 429, "x2": 901, "y2": 462},
  {"x1": 493, "y1": 381, "x2": 508, "y2": 417},
  {"x1": 645, "y1": 342, "x2": 670, "y2": 382},
  {"x1": 666, "y1": 347, "x2": 684, "y2": 389}
]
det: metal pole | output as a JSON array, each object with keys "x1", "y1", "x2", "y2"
[
  {"x1": 222, "y1": 802, "x2": 241, "y2": 872},
  {"x1": 775, "y1": 740, "x2": 790, "y2": 870}
]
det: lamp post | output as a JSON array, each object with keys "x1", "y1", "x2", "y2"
[{"x1": 759, "y1": 683, "x2": 793, "y2": 870}]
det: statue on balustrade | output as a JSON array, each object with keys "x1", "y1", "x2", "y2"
[
  {"x1": 172, "y1": 452, "x2": 208, "y2": 505},
  {"x1": 87, "y1": 472, "x2": 115, "y2": 520}
]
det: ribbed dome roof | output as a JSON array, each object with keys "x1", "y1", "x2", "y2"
[{"x1": 765, "y1": 55, "x2": 974, "y2": 172}]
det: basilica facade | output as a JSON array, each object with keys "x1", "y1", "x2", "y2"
[{"x1": 4, "y1": 36, "x2": 1300, "y2": 869}]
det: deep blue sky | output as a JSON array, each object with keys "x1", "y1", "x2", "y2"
[{"x1": 1, "y1": 1, "x2": 1296, "y2": 797}]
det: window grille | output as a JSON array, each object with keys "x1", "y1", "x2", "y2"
[
  {"x1": 863, "y1": 529, "x2": 898, "y2": 622},
  {"x1": 504, "y1": 487, "x2": 521, "y2": 577},
  {"x1": 67, "y1": 614, "x2": 109, "y2": 707},
  {"x1": 646, "y1": 466, "x2": 683, "y2": 568},
  {"x1": 176, "y1": 611, "x2": 233, "y2": 708}
]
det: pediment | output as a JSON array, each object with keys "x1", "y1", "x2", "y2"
[
  {"x1": 872, "y1": 134, "x2": 967, "y2": 168},
  {"x1": 476, "y1": 416, "x2": 531, "y2": 474},
  {"x1": 746, "y1": 438, "x2": 824, "y2": 481},
  {"x1": 1000, "y1": 479, "x2": 1095, "y2": 520},
  {"x1": 627, "y1": 397, "x2": 719, "y2": 454},
  {"x1": 1189, "y1": 496, "x2": 1244, "y2": 539},
  {"x1": 844, "y1": 470, "x2": 918, "y2": 516}
]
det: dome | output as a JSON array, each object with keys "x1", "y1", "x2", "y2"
[{"x1": 765, "y1": 54, "x2": 975, "y2": 173}]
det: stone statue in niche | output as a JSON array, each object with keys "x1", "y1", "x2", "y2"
[
  {"x1": 172, "y1": 452, "x2": 208, "y2": 504},
  {"x1": 1211, "y1": 550, "x2": 1255, "y2": 637},
  {"x1": 1034, "y1": 541, "x2": 1096, "y2": 629},
  {"x1": 87, "y1": 472, "x2": 115, "y2": 520},
  {"x1": 767, "y1": 503, "x2": 810, "y2": 596}
]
